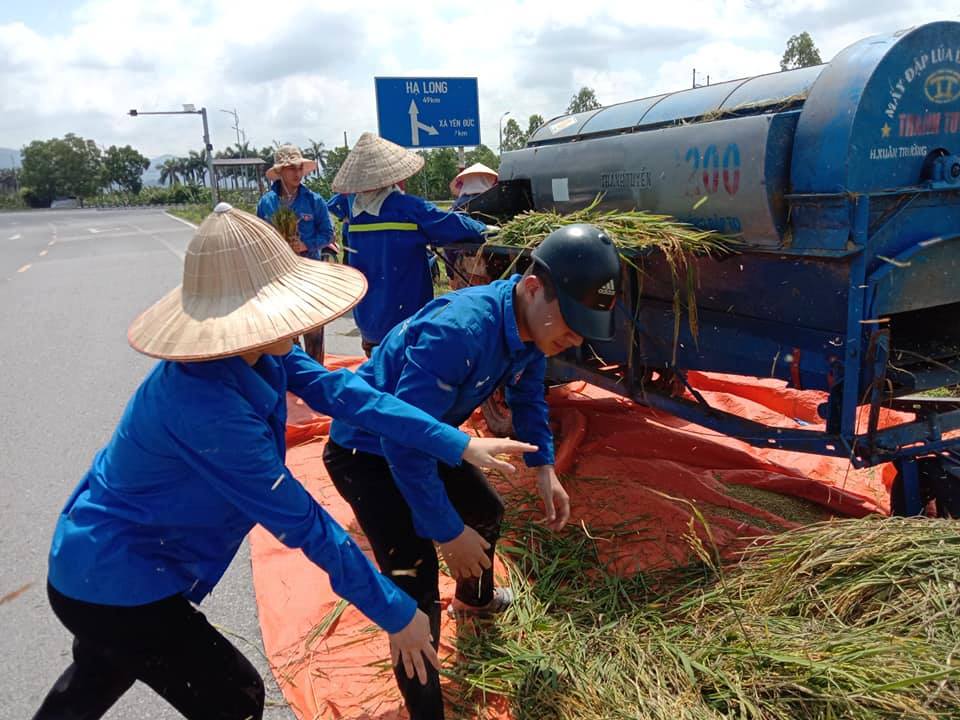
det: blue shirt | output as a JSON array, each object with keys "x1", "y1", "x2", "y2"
[
  {"x1": 48, "y1": 346, "x2": 469, "y2": 633},
  {"x1": 330, "y1": 276, "x2": 555, "y2": 543},
  {"x1": 327, "y1": 192, "x2": 486, "y2": 343},
  {"x1": 257, "y1": 181, "x2": 334, "y2": 260}
]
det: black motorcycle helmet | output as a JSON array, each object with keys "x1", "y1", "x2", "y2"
[{"x1": 530, "y1": 223, "x2": 621, "y2": 341}]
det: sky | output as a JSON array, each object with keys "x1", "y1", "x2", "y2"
[{"x1": 1, "y1": 0, "x2": 959, "y2": 160}]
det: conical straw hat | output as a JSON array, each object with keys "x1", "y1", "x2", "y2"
[
  {"x1": 332, "y1": 132, "x2": 424, "y2": 194},
  {"x1": 449, "y1": 162, "x2": 498, "y2": 195},
  {"x1": 128, "y1": 203, "x2": 367, "y2": 360}
]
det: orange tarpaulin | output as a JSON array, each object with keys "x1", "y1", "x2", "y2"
[{"x1": 251, "y1": 356, "x2": 900, "y2": 719}]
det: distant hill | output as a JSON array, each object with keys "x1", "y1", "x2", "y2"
[
  {"x1": 0, "y1": 148, "x2": 22, "y2": 169},
  {"x1": 143, "y1": 154, "x2": 177, "y2": 187}
]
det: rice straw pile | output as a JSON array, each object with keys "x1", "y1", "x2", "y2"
[
  {"x1": 447, "y1": 493, "x2": 960, "y2": 720},
  {"x1": 492, "y1": 196, "x2": 737, "y2": 355}
]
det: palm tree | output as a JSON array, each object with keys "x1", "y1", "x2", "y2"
[
  {"x1": 188, "y1": 150, "x2": 207, "y2": 187},
  {"x1": 175, "y1": 157, "x2": 190, "y2": 185},
  {"x1": 159, "y1": 158, "x2": 180, "y2": 186},
  {"x1": 306, "y1": 139, "x2": 326, "y2": 177}
]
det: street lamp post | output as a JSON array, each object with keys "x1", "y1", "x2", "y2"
[
  {"x1": 498, "y1": 110, "x2": 511, "y2": 157},
  {"x1": 128, "y1": 105, "x2": 219, "y2": 207}
]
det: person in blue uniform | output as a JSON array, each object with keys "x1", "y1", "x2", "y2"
[
  {"x1": 323, "y1": 224, "x2": 623, "y2": 719},
  {"x1": 257, "y1": 144, "x2": 335, "y2": 261},
  {"x1": 258, "y1": 144, "x2": 337, "y2": 363},
  {"x1": 31, "y1": 204, "x2": 537, "y2": 720},
  {"x1": 327, "y1": 132, "x2": 490, "y2": 357}
]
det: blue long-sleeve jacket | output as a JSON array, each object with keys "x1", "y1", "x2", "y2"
[
  {"x1": 48, "y1": 346, "x2": 469, "y2": 633},
  {"x1": 330, "y1": 276, "x2": 555, "y2": 543},
  {"x1": 327, "y1": 191, "x2": 486, "y2": 343},
  {"x1": 257, "y1": 181, "x2": 334, "y2": 260}
]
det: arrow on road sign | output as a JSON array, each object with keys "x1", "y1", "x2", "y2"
[{"x1": 408, "y1": 100, "x2": 438, "y2": 146}]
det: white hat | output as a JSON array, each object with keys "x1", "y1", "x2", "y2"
[
  {"x1": 332, "y1": 132, "x2": 424, "y2": 194},
  {"x1": 127, "y1": 203, "x2": 366, "y2": 360}
]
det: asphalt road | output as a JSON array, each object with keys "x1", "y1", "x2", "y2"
[{"x1": 0, "y1": 207, "x2": 362, "y2": 719}]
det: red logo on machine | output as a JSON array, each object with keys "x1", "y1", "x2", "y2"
[{"x1": 897, "y1": 111, "x2": 960, "y2": 137}]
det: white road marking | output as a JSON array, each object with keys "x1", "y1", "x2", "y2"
[
  {"x1": 48, "y1": 240, "x2": 55, "y2": 246},
  {"x1": 17, "y1": 264, "x2": 31, "y2": 273},
  {"x1": 164, "y1": 211, "x2": 198, "y2": 230},
  {"x1": 38, "y1": 250, "x2": 47, "y2": 256},
  {"x1": 8, "y1": 234, "x2": 21, "y2": 240},
  {"x1": 87, "y1": 228, "x2": 100, "y2": 234},
  {"x1": 130, "y1": 222, "x2": 185, "y2": 261}
]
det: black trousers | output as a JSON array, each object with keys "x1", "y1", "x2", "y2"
[
  {"x1": 33, "y1": 582, "x2": 264, "y2": 720},
  {"x1": 323, "y1": 440, "x2": 505, "y2": 720}
]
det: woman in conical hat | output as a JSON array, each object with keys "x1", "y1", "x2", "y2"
[
  {"x1": 32, "y1": 204, "x2": 537, "y2": 720},
  {"x1": 450, "y1": 162, "x2": 498, "y2": 210},
  {"x1": 327, "y1": 132, "x2": 490, "y2": 357}
]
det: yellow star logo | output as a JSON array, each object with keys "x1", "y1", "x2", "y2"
[{"x1": 881, "y1": 123, "x2": 892, "y2": 138}]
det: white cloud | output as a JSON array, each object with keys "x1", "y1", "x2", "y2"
[{"x1": 0, "y1": 0, "x2": 958, "y2": 159}]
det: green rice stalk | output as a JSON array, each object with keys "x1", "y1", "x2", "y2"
[
  {"x1": 448, "y1": 488, "x2": 960, "y2": 720},
  {"x1": 270, "y1": 206, "x2": 301, "y2": 250},
  {"x1": 492, "y1": 195, "x2": 736, "y2": 355}
]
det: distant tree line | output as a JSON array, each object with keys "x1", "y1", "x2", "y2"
[{"x1": 4, "y1": 134, "x2": 505, "y2": 208}]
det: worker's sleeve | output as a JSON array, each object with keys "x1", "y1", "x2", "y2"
[
  {"x1": 326, "y1": 193, "x2": 349, "y2": 220},
  {"x1": 379, "y1": 317, "x2": 480, "y2": 542},
  {"x1": 505, "y1": 353, "x2": 555, "y2": 467},
  {"x1": 256, "y1": 194, "x2": 275, "y2": 222},
  {"x1": 282, "y1": 346, "x2": 468, "y2": 468},
  {"x1": 175, "y1": 398, "x2": 416, "y2": 633},
  {"x1": 412, "y1": 197, "x2": 487, "y2": 247}
]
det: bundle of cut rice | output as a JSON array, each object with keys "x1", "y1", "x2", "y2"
[
  {"x1": 270, "y1": 206, "x2": 301, "y2": 251},
  {"x1": 493, "y1": 196, "x2": 737, "y2": 357},
  {"x1": 448, "y1": 495, "x2": 960, "y2": 720}
]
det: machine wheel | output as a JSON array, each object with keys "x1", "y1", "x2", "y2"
[{"x1": 481, "y1": 386, "x2": 514, "y2": 437}]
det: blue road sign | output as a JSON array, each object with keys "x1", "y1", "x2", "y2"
[{"x1": 375, "y1": 77, "x2": 480, "y2": 148}]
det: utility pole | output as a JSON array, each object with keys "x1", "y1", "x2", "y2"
[
  {"x1": 220, "y1": 108, "x2": 243, "y2": 155},
  {"x1": 129, "y1": 105, "x2": 219, "y2": 207}
]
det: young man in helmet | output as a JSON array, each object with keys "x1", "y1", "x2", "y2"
[{"x1": 323, "y1": 223, "x2": 622, "y2": 720}]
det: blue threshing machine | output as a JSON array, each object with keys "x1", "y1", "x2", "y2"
[{"x1": 461, "y1": 21, "x2": 960, "y2": 516}]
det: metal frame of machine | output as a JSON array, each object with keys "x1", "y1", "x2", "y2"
[{"x1": 456, "y1": 21, "x2": 960, "y2": 515}]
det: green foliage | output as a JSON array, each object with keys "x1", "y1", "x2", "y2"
[
  {"x1": 91, "y1": 184, "x2": 209, "y2": 207},
  {"x1": 565, "y1": 86, "x2": 601, "y2": 114},
  {"x1": 465, "y1": 144, "x2": 499, "y2": 172},
  {"x1": 410, "y1": 147, "x2": 459, "y2": 200},
  {"x1": 20, "y1": 134, "x2": 103, "y2": 207},
  {"x1": 781, "y1": 31, "x2": 822, "y2": 70},
  {"x1": 501, "y1": 116, "x2": 548, "y2": 152},
  {"x1": 0, "y1": 192, "x2": 26, "y2": 210},
  {"x1": 526, "y1": 114, "x2": 545, "y2": 139},
  {"x1": 102, "y1": 144, "x2": 150, "y2": 194},
  {"x1": 501, "y1": 118, "x2": 526, "y2": 152}
]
